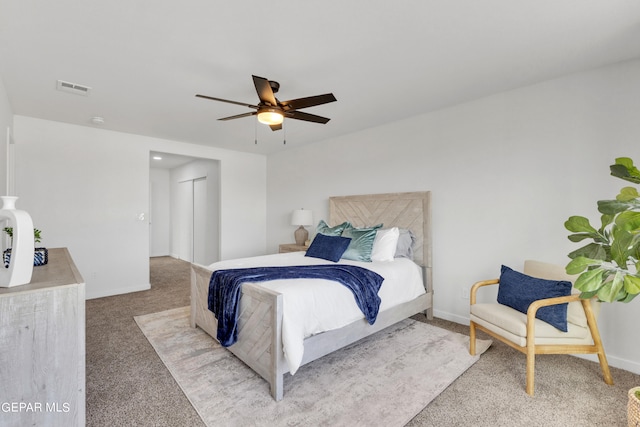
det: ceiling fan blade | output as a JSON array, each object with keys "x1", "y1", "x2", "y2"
[
  {"x1": 269, "y1": 123, "x2": 282, "y2": 131},
  {"x1": 280, "y1": 93, "x2": 337, "y2": 111},
  {"x1": 196, "y1": 94, "x2": 258, "y2": 109},
  {"x1": 252, "y1": 75, "x2": 278, "y2": 106},
  {"x1": 286, "y1": 110, "x2": 331, "y2": 124},
  {"x1": 218, "y1": 112, "x2": 256, "y2": 121}
]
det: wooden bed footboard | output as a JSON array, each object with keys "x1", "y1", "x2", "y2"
[
  {"x1": 190, "y1": 262, "x2": 432, "y2": 401},
  {"x1": 191, "y1": 263, "x2": 286, "y2": 400}
]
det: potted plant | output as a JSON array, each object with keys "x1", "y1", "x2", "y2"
[
  {"x1": 3, "y1": 227, "x2": 48, "y2": 267},
  {"x1": 564, "y1": 157, "x2": 640, "y2": 426},
  {"x1": 630, "y1": 387, "x2": 640, "y2": 426},
  {"x1": 564, "y1": 157, "x2": 640, "y2": 303}
]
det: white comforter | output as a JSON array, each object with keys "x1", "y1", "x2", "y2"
[{"x1": 207, "y1": 251, "x2": 426, "y2": 374}]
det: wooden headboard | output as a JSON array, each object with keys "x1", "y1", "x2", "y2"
[{"x1": 329, "y1": 191, "x2": 432, "y2": 292}]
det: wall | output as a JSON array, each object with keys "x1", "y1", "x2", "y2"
[
  {"x1": 13, "y1": 116, "x2": 267, "y2": 299},
  {"x1": 266, "y1": 59, "x2": 640, "y2": 374},
  {"x1": 0, "y1": 76, "x2": 12, "y2": 196},
  {"x1": 149, "y1": 168, "x2": 171, "y2": 256}
]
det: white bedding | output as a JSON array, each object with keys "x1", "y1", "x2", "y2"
[{"x1": 207, "y1": 251, "x2": 426, "y2": 374}]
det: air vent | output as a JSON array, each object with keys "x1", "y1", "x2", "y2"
[{"x1": 56, "y1": 80, "x2": 91, "y2": 96}]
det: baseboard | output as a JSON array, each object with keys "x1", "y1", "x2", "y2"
[
  {"x1": 433, "y1": 309, "x2": 469, "y2": 325},
  {"x1": 436, "y1": 309, "x2": 640, "y2": 375},
  {"x1": 574, "y1": 353, "x2": 640, "y2": 375},
  {"x1": 86, "y1": 283, "x2": 151, "y2": 300}
]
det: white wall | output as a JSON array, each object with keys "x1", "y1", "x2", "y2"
[
  {"x1": 0, "y1": 76, "x2": 13, "y2": 196},
  {"x1": 149, "y1": 168, "x2": 171, "y2": 256},
  {"x1": 13, "y1": 116, "x2": 267, "y2": 299},
  {"x1": 266, "y1": 59, "x2": 640, "y2": 374}
]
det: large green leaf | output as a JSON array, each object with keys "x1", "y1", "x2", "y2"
[
  {"x1": 566, "y1": 256, "x2": 602, "y2": 274},
  {"x1": 567, "y1": 243, "x2": 607, "y2": 261},
  {"x1": 565, "y1": 216, "x2": 598, "y2": 233},
  {"x1": 617, "y1": 186, "x2": 640, "y2": 202},
  {"x1": 611, "y1": 157, "x2": 640, "y2": 184},
  {"x1": 619, "y1": 292, "x2": 637, "y2": 303},
  {"x1": 598, "y1": 199, "x2": 635, "y2": 215},
  {"x1": 610, "y1": 226, "x2": 633, "y2": 267},
  {"x1": 567, "y1": 233, "x2": 598, "y2": 243},
  {"x1": 596, "y1": 271, "x2": 625, "y2": 303},
  {"x1": 615, "y1": 211, "x2": 640, "y2": 233},
  {"x1": 579, "y1": 290, "x2": 599, "y2": 299},
  {"x1": 624, "y1": 274, "x2": 640, "y2": 295},
  {"x1": 600, "y1": 214, "x2": 615, "y2": 230},
  {"x1": 574, "y1": 268, "x2": 606, "y2": 292}
]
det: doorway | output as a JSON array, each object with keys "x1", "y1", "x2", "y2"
[{"x1": 149, "y1": 152, "x2": 220, "y2": 265}]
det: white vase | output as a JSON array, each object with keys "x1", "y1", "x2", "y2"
[{"x1": 0, "y1": 196, "x2": 34, "y2": 287}]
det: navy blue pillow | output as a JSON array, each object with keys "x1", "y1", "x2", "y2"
[
  {"x1": 497, "y1": 265, "x2": 572, "y2": 332},
  {"x1": 305, "y1": 234, "x2": 352, "y2": 262}
]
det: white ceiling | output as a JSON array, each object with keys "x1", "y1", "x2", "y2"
[{"x1": 1, "y1": 1, "x2": 640, "y2": 155}]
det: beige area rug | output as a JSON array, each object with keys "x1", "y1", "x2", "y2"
[{"x1": 135, "y1": 307, "x2": 491, "y2": 427}]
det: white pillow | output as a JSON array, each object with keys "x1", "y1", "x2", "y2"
[{"x1": 371, "y1": 227, "x2": 400, "y2": 262}]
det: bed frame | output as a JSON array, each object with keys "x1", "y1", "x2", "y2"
[{"x1": 190, "y1": 191, "x2": 433, "y2": 400}]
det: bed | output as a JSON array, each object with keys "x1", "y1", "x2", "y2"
[{"x1": 190, "y1": 191, "x2": 433, "y2": 400}]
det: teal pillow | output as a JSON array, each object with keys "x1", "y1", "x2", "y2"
[
  {"x1": 341, "y1": 224, "x2": 383, "y2": 262},
  {"x1": 316, "y1": 220, "x2": 350, "y2": 236}
]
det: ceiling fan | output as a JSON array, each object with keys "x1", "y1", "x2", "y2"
[{"x1": 196, "y1": 75, "x2": 337, "y2": 131}]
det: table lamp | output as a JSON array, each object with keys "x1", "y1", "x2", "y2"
[{"x1": 291, "y1": 209, "x2": 313, "y2": 246}]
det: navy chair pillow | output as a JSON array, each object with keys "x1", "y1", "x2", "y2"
[
  {"x1": 497, "y1": 265, "x2": 572, "y2": 332},
  {"x1": 305, "y1": 234, "x2": 352, "y2": 262}
]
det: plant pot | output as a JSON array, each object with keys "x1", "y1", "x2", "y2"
[
  {"x1": 629, "y1": 387, "x2": 640, "y2": 427},
  {"x1": 3, "y1": 247, "x2": 48, "y2": 268}
]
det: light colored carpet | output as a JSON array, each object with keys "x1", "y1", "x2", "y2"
[{"x1": 135, "y1": 306, "x2": 491, "y2": 427}]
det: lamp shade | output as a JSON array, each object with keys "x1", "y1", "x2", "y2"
[
  {"x1": 291, "y1": 209, "x2": 313, "y2": 226},
  {"x1": 257, "y1": 108, "x2": 284, "y2": 125}
]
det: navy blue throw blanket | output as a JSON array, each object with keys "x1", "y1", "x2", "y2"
[{"x1": 208, "y1": 265, "x2": 384, "y2": 347}]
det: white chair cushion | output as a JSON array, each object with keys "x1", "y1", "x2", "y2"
[{"x1": 471, "y1": 303, "x2": 591, "y2": 347}]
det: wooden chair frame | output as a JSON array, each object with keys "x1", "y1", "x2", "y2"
[{"x1": 469, "y1": 279, "x2": 614, "y2": 395}]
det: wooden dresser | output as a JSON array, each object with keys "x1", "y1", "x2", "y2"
[{"x1": 0, "y1": 248, "x2": 85, "y2": 427}]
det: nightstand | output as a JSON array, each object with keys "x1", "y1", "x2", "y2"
[{"x1": 279, "y1": 243, "x2": 308, "y2": 253}]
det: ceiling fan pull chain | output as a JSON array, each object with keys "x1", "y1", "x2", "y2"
[
  {"x1": 283, "y1": 122, "x2": 286, "y2": 145},
  {"x1": 254, "y1": 117, "x2": 258, "y2": 144}
]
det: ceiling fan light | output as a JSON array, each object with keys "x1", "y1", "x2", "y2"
[{"x1": 257, "y1": 109, "x2": 284, "y2": 125}]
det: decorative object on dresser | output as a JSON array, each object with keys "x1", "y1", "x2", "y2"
[
  {"x1": 291, "y1": 208, "x2": 313, "y2": 246},
  {"x1": 0, "y1": 247, "x2": 85, "y2": 426},
  {"x1": 191, "y1": 191, "x2": 433, "y2": 401},
  {"x1": 0, "y1": 196, "x2": 34, "y2": 287},
  {"x1": 3, "y1": 226, "x2": 48, "y2": 267},
  {"x1": 279, "y1": 243, "x2": 308, "y2": 253}
]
